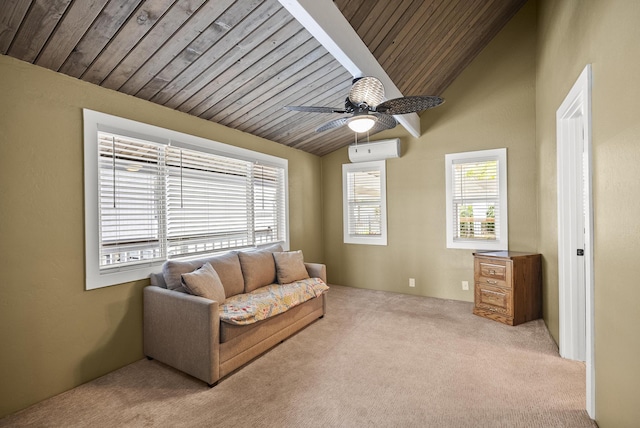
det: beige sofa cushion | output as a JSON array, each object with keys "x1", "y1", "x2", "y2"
[
  {"x1": 162, "y1": 251, "x2": 244, "y2": 298},
  {"x1": 181, "y1": 263, "x2": 226, "y2": 303},
  {"x1": 273, "y1": 250, "x2": 310, "y2": 284},
  {"x1": 238, "y1": 249, "x2": 277, "y2": 293}
]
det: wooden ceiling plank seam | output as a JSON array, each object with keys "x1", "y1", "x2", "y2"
[
  {"x1": 184, "y1": 24, "x2": 311, "y2": 117},
  {"x1": 378, "y1": 2, "x2": 457, "y2": 78},
  {"x1": 249, "y1": 73, "x2": 350, "y2": 139},
  {"x1": 161, "y1": 3, "x2": 287, "y2": 110},
  {"x1": 134, "y1": 0, "x2": 264, "y2": 101},
  {"x1": 58, "y1": 0, "x2": 144, "y2": 78},
  {"x1": 101, "y1": 0, "x2": 209, "y2": 91},
  {"x1": 171, "y1": 9, "x2": 298, "y2": 116},
  {"x1": 118, "y1": 0, "x2": 237, "y2": 95},
  {"x1": 420, "y1": 2, "x2": 526, "y2": 96},
  {"x1": 80, "y1": 0, "x2": 179, "y2": 85},
  {"x1": 372, "y1": 0, "x2": 439, "y2": 66},
  {"x1": 331, "y1": 0, "x2": 362, "y2": 22},
  {"x1": 234, "y1": 68, "x2": 349, "y2": 135},
  {"x1": 387, "y1": 0, "x2": 468, "y2": 92},
  {"x1": 212, "y1": 50, "x2": 339, "y2": 126},
  {"x1": 196, "y1": 32, "x2": 318, "y2": 120},
  {"x1": 146, "y1": 0, "x2": 273, "y2": 105},
  {"x1": 357, "y1": 1, "x2": 394, "y2": 46},
  {"x1": 388, "y1": 0, "x2": 479, "y2": 93},
  {"x1": 413, "y1": 2, "x2": 504, "y2": 94},
  {"x1": 226, "y1": 62, "x2": 348, "y2": 131},
  {"x1": 234, "y1": 75, "x2": 349, "y2": 138},
  {"x1": 403, "y1": 0, "x2": 496, "y2": 94},
  {"x1": 0, "y1": 0, "x2": 34, "y2": 55},
  {"x1": 345, "y1": 0, "x2": 377, "y2": 33},
  {"x1": 204, "y1": 43, "x2": 330, "y2": 123},
  {"x1": 364, "y1": 0, "x2": 416, "y2": 54},
  {"x1": 35, "y1": 0, "x2": 110, "y2": 71},
  {"x1": 365, "y1": 0, "x2": 425, "y2": 59},
  {"x1": 7, "y1": 0, "x2": 73, "y2": 63}
]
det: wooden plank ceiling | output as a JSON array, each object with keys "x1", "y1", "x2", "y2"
[{"x1": 0, "y1": 0, "x2": 526, "y2": 156}]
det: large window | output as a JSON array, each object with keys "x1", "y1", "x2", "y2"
[
  {"x1": 84, "y1": 110, "x2": 288, "y2": 289},
  {"x1": 342, "y1": 160, "x2": 387, "y2": 246},
  {"x1": 445, "y1": 148, "x2": 507, "y2": 250}
]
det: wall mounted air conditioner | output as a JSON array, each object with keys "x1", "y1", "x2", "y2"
[{"x1": 348, "y1": 138, "x2": 401, "y2": 163}]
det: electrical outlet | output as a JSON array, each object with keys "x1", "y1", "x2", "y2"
[
  {"x1": 409, "y1": 278, "x2": 416, "y2": 288},
  {"x1": 462, "y1": 281, "x2": 469, "y2": 291}
]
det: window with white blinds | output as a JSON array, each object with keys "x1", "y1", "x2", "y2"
[
  {"x1": 445, "y1": 148, "x2": 508, "y2": 250},
  {"x1": 342, "y1": 160, "x2": 387, "y2": 245},
  {"x1": 84, "y1": 109, "x2": 288, "y2": 289}
]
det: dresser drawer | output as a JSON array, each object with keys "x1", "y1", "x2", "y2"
[
  {"x1": 477, "y1": 259, "x2": 507, "y2": 280},
  {"x1": 474, "y1": 283, "x2": 513, "y2": 317}
]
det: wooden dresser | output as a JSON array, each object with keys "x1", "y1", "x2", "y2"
[{"x1": 473, "y1": 251, "x2": 542, "y2": 326}]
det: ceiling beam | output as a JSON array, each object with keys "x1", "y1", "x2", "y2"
[{"x1": 277, "y1": 0, "x2": 421, "y2": 138}]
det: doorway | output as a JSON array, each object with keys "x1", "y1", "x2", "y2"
[{"x1": 556, "y1": 64, "x2": 594, "y2": 418}]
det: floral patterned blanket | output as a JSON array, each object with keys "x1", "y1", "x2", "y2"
[{"x1": 220, "y1": 278, "x2": 329, "y2": 325}]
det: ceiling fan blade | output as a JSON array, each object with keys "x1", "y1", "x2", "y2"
[
  {"x1": 348, "y1": 76, "x2": 385, "y2": 107},
  {"x1": 316, "y1": 117, "x2": 349, "y2": 133},
  {"x1": 376, "y1": 95, "x2": 444, "y2": 115},
  {"x1": 285, "y1": 106, "x2": 346, "y2": 113},
  {"x1": 371, "y1": 113, "x2": 398, "y2": 132}
]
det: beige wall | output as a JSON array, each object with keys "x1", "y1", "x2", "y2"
[
  {"x1": 322, "y1": 3, "x2": 537, "y2": 301},
  {"x1": 0, "y1": 55, "x2": 324, "y2": 417},
  {"x1": 537, "y1": 0, "x2": 640, "y2": 425}
]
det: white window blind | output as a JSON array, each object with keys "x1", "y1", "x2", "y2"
[
  {"x1": 98, "y1": 132, "x2": 165, "y2": 269},
  {"x1": 85, "y1": 109, "x2": 289, "y2": 289},
  {"x1": 445, "y1": 149, "x2": 507, "y2": 250},
  {"x1": 166, "y1": 147, "x2": 251, "y2": 257},
  {"x1": 342, "y1": 160, "x2": 387, "y2": 245}
]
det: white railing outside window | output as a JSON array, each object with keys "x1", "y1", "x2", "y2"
[{"x1": 84, "y1": 110, "x2": 288, "y2": 289}]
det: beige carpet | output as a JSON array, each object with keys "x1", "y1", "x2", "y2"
[{"x1": 1, "y1": 285, "x2": 597, "y2": 427}]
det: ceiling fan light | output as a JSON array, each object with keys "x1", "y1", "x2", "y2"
[{"x1": 348, "y1": 116, "x2": 376, "y2": 133}]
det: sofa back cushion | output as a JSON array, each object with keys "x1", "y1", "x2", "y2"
[
  {"x1": 181, "y1": 263, "x2": 226, "y2": 303},
  {"x1": 162, "y1": 251, "x2": 244, "y2": 298},
  {"x1": 238, "y1": 249, "x2": 277, "y2": 293}
]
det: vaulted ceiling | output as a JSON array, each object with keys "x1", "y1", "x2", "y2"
[{"x1": 0, "y1": 0, "x2": 526, "y2": 156}]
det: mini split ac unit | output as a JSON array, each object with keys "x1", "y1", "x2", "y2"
[{"x1": 348, "y1": 138, "x2": 401, "y2": 163}]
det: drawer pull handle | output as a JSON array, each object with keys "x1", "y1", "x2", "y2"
[
  {"x1": 489, "y1": 270, "x2": 496, "y2": 274},
  {"x1": 486, "y1": 279, "x2": 497, "y2": 284}
]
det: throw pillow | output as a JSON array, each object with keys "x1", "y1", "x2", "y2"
[
  {"x1": 181, "y1": 263, "x2": 226, "y2": 303},
  {"x1": 238, "y1": 249, "x2": 277, "y2": 293},
  {"x1": 273, "y1": 250, "x2": 310, "y2": 284}
]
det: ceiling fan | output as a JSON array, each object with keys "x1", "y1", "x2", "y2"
[{"x1": 285, "y1": 76, "x2": 444, "y2": 134}]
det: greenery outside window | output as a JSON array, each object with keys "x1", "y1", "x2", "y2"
[{"x1": 445, "y1": 148, "x2": 507, "y2": 250}]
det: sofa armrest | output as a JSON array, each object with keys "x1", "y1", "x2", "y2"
[
  {"x1": 144, "y1": 286, "x2": 220, "y2": 385},
  {"x1": 304, "y1": 262, "x2": 327, "y2": 283}
]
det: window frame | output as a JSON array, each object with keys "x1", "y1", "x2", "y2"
[
  {"x1": 83, "y1": 109, "x2": 289, "y2": 290},
  {"x1": 444, "y1": 148, "x2": 508, "y2": 250},
  {"x1": 342, "y1": 160, "x2": 388, "y2": 246}
]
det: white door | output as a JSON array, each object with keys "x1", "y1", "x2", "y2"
[{"x1": 556, "y1": 64, "x2": 595, "y2": 418}]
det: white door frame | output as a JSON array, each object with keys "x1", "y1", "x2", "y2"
[{"x1": 556, "y1": 64, "x2": 595, "y2": 419}]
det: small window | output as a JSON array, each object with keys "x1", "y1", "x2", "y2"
[
  {"x1": 342, "y1": 160, "x2": 387, "y2": 245},
  {"x1": 445, "y1": 148, "x2": 508, "y2": 250}
]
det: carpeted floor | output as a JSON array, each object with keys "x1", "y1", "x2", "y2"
[{"x1": 0, "y1": 285, "x2": 597, "y2": 427}]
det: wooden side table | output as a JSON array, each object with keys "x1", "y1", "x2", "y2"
[{"x1": 472, "y1": 251, "x2": 542, "y2": 326}]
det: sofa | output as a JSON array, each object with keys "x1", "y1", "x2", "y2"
[{"x1": 143, "y1": 245, "x2": 328, "y2": 386}]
